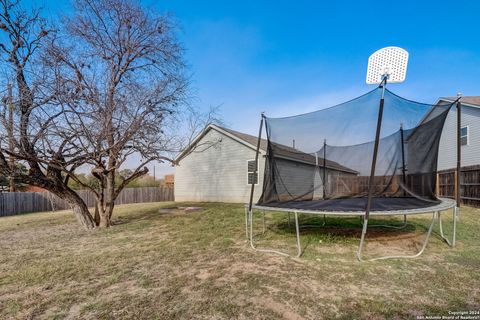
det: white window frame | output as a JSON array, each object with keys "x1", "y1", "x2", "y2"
[
  {"x1": 460, "y1": 125, "x2": 469, "y2": 146},
  {"x1": 247, "y1": 159, "x2": 259, "y2": 185}
]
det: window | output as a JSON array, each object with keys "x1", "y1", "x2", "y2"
[
  {"x1": 460, "y1": 126, "x2": 469, "y2": 146},
  {"x1": 247, "y1": 160, "x2": 258, "y2": 185}
]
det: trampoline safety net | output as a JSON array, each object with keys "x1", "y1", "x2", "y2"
[{"x1": 257, "y1": 87, "x2": 454, "y2": 212}]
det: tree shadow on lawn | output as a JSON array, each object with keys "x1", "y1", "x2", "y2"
[{"x1": 110, "y1": 203, "x2": 208, "y2": 226}]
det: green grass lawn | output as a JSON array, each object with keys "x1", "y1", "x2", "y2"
[{"x1": 0, "y1": 202, "x2": 479, "y2": 319}]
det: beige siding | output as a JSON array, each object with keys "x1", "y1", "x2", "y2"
[
  {"x1": 438, "y1": 106, "x2": 480, "y2": 170},
  {"x1": 175, "y1": 129, "x2": 265, "y2": 203}
]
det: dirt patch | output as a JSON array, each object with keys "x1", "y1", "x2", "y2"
[
  {"x1": 196, "y1": 269, "x2": 211, "y2": 280},
  {"x1": 253, "y1": 297, "x2": 305, "y2": 320},
  {"x1": 102, "y1": 280, "x2": 148, "y2": 297},
  {"x1": 158, "y1": 207, "x2": 204, "y2": 215},
  {"x1": 65, "y1": 303, "x2": 82, "y2": 320}
]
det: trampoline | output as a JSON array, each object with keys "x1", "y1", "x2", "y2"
[
  {"x1": 246, "y1": 198, "x2": 457, "y2": 261},
  {"x1": 245, "y1": 47, "x2": 462, "y2": 261}
]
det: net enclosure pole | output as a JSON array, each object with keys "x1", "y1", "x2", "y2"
[
  {"x1": 323, "y1": 139, "x2": 327, "y2": 199},
  {"x1": 248, "y1": 113, "x2": 265, "y2": 213},
  {"x1": 456, "y1": 98, "x2": 462, "y2": 207},
  {"x1": 400, "y1": 123, "x2": 407, "y2": 196},
  {"x1": 365, "y1": 79, "x2": 387, "y2": 219}
]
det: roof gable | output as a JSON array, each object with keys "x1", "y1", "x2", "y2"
[{"x1": 174, "y1": 124, "x2": 267, "y2": 163}]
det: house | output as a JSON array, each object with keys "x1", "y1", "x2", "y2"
[
  {"x1": 174, "y1": 124, "x2": 356, "y2": 203},
  {"x1": 437, "y1": 96, "x2": 480, "y2": 171}
]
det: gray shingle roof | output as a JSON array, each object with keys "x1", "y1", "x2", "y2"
[
  {"x1": 218, "y1": 126, "x2": 357, "y2": 174},
  {"x1": 440, "y1": 96, "x2": 480, "y2": 107}
]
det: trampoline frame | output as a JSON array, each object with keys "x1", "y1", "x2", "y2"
[{"x1": 245, "y1": 198, "x2": 457, "y2": 261}]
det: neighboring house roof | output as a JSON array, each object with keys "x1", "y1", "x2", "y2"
[
  {"x1": 24, "y1": 185, "x2": 48, "y2": 192},
  {"x1": 437, "y1": 96, "x2": 480, "y2": 108},
  {"x1": 421, "y1": 96, "x2": 480, "y2": 125},
  {"x1": 176, "y1": 124, "x2": 357, "y2": 174}
]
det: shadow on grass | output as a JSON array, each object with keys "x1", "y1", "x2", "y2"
[
  {"x1": 111, "y1": 203, "x2": 213, "y2": 226},
  {"x1": 112, "y1": 206, "x2": 173, "y2": 226},
  {"x1": 254, "y1": 215, "x2": 428, "y2": 246}
]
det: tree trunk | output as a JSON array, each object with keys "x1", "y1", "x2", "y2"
[
  {"x1": 99, "y1": 170, "x2": 116, "y2": 228},
  {"x1": 99, "y1": 211, "x2": 111, "y2": 228},
  {"x1": 92, "y1": 192, "x2": 110, "y2": 228},
  {"x1": 72, "y1": 202, "x2": 96, "y2": 230},
  {"x1": 7, "y1": 83, "x2": 15, "y2": 192},
  {"x1": 107, "y1": 202, "x2": 115, "y2": 220},
  {"x1": 64, "y1": 190, "x2": 96, "y2": 230},
  {"x1": 94, "y1": 200, "x2": 100, "y2": 226},
  {"x1": 93, "y1": 189, "x2": 105, "y2": 226}
]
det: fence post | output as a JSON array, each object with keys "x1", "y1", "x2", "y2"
[{"x1": 436, "y1": 173, "x2": 440, "y2": 197}]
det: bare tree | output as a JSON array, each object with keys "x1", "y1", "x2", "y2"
[
  {"x1": 0, "y1": 0, "x2": 97, "y2": 228},
  {"x1": 3, "y1": 83, "x2": 15, "y2": 191},
  {"x1": 47, "y1": 0, "x2": 191, "y2": 227},
  {"x1": 0, "y1": 0, "x2": 219, "y2": 229}
]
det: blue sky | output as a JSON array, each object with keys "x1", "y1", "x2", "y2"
[
  {"x1": 155, "y1": 0, "x2": 480, "y2": 133},
  {"x1": 33, "y1": 0, "x2": 480, "y2": 175}
]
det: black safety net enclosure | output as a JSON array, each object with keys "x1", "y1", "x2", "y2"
[{"x1": 258, "y1": 87, "x2": 454, "y2": 212}]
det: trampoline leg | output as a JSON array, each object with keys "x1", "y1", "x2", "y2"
[
  {"x1": 357, "y1": 216, "x2": 369, "y2": 261},
  {"x1": 323, "y1": 214, "x2": 326, "y2": 226},
  {"x1": 294, "y1": 212, "x2": 302, "y2": 258},
  {"x1": 287, "y1": 212, "x2": 291, "y2": 228},
  {"x1": 245, "y1": 207, "x2": 249, "y2": 239},
  {"x1": 357, "y1": 212, "x2": 436, "y2": 262},
  {"x1": 439, "y1": 206, "x2": 457, "y2": 247},
  {"x1": 248, "y1": 209, "x2": 294, "y2": 257},
  {"x1": 249, "y1": 208, "x2": 256, "y2": 250},
  {"x1": 454, "y1": 207, "x2": 458, "y2": 246},
  {"x1": 249, "y1": 209, "x2": 253, "y2": 242}
]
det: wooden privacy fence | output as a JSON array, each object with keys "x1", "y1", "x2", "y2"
[
  {"x1": 438, "y1": 165, "x2": 480, "y2": 207},
  {"x1": 0, "y1": 187, "x2": 174, "y2": 217},
  {"x1": 329, "y1": 174, "x2": 435, "y2": 198}
]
